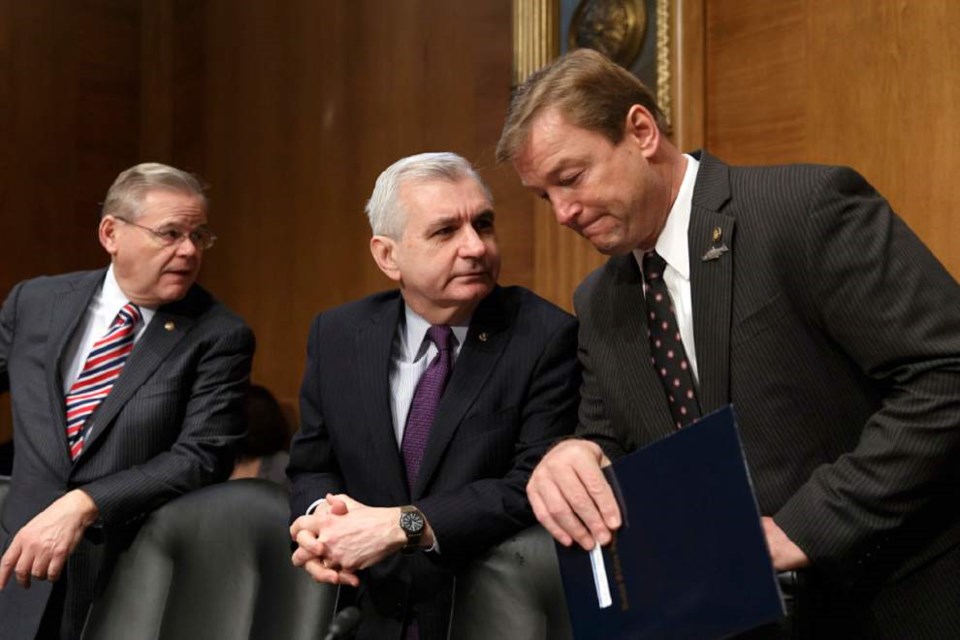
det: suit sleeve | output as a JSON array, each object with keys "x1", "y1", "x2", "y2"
[
  {"x1": 773, "y1": 167, "x2": 960, "y2": 580},
  {"x1": 287, "y1": 313, "x2": 345, "y2": 518},
  {"x1": 572, "y1": 281, "x2": 630, "y2": 461},
  {"x1": 80, "y1": 321, "x2": 255, "y2": 527},
  {"x1": 0, "y1": 283, "x2": 21, "y2": 395},
  {"x1": 413, "y1": 314, "x2": 580, "y2": 559}
]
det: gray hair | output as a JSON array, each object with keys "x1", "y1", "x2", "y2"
[
  {"x1": 102, "y1": 162, "x2": 207, "y2": 220},
  {"x1": 365, "y1": 152, "x2": 492, "y2": 238}
]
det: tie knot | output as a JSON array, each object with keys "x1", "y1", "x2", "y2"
[
  {"x1": 116, "y1": 303, "x2": 142, "y2": 328},
  {"x1": 642, "y1": 251, "x2": 667, "y2": 280},
  {"x1": 426, "y1": 325, "x2": 454, "y2": 353}
]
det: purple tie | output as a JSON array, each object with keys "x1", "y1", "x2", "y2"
[{"x1": 401, "y1": 325, "x2": 454, "y2": 491}]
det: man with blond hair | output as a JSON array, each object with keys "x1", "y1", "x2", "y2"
[
  {"x1": 500, "y1": 49, "x2": 960, "y2": 637},
  {"x1": 0, "y1": 163, "x2": 254, "y2": 639}
]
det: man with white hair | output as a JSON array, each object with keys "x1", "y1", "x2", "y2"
[
  {"x1": 288, "y1": 152, "x2": 579, "y2": 640},
  {"x1": 0, "y1": 163, "x2": 254, "y2": 640}
]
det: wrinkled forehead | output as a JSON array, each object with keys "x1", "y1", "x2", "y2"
[
  {"x1": 399, "y1": 177, "x2": 493, "y2": 227},
  {"x1": 135, "y1": 188, "x2": 209, "y2": 223}
]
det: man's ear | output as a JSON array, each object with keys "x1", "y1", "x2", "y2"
[
  {"x1": 624, "y1": 104, "x2": 661, "y2": 158},
  {"x1": 99, "y1": 216, "x2": 119, "y2": 256},
  {"x1": 370, "y1": 235, "x2": 401, "y2": 282}
]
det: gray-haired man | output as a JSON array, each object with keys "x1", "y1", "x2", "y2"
[
  {"x1": 0, "y1": 163, "x2": 254, "y2": 639},
  {"x1": 288, "y1": 152, "x2": 579, "y2": 640}
]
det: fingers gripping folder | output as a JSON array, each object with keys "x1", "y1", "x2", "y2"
[{"x1": 556, "y1": 406, "x2": 785, "y2": 640}]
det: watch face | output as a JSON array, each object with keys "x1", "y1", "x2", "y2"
[{"x1": 400, "y1": 510, "x2": 425, "y2": 534}]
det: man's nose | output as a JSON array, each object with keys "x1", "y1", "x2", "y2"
[
  {"x1": 459, "y1": 226, "x2": 488, "y2": 257},
  {"x1": 177, "y1": 235, "x2": 200, "y2": 257},
  {"x1": 552, "y1": 196, "x2": 581, "y2": 227}
]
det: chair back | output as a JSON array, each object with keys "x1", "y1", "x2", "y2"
[
  {"x1": 82, "y1": 479, "x2": 336, "y2": 640},
  {"x1": 449, "y1": 525, "x2": 573, "y2": 640}
]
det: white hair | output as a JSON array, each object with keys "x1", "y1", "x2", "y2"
[{"x1": 365, "y1": 152, "x2": 492, "y2": 238}]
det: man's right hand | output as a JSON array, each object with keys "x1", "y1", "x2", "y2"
[
  {"x1": 526, "y1": 438, "x2": 621, "y2": 550},
  {"x1": 0, "y1": 489, "x2": 98, "y2": 589},
  {"x1": 290, "y1": 496, "x2": 360, "y2": 587}
]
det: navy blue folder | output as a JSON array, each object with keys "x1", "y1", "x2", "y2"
[{"x1": 556, "y1": 405, "x2": 784, "y2": 639}]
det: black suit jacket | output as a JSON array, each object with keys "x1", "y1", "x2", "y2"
[
  {"x1": 575, "y1": 152, "x2": 960, "y2": 637},
  {"x1": 288, "y1": 285, "x2": 579, "y2": 640},
  {"x1": 0, "y1": 268, "x2": 254, "y2": 640}
]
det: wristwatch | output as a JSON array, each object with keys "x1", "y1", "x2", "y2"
[{"x1": 399, "y1": 505, "x2": 425, "y2": 552}]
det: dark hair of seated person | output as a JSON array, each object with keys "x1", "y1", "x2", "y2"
[
  {"x1": 230, "y1": 384, "x2": 294, "y2": 488},
  {"x1": 241, "y1": 384, "x2": 293, "y2": 457}
]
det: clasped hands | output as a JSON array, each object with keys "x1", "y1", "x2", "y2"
[
  {"x1": 526, "y1": 438, "x2": 810, "y2": 571},
  {"x1": 290, "y1": 494, "x2": 413, "y2": 587}
]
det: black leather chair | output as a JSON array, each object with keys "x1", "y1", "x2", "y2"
[
  {"x1": 81, "y1": 479, "x2": 337, "y2": 640},
  {"x1": 449, "y1": 525, "x2": 573, "y2": 640}
]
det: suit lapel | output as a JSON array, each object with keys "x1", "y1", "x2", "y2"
[
  {"x1": 412, "y1": 288, "x2": 511, "y2": 498},
  {"x1": 601, "y1": 256, "x2": 676, "y2": 442},
  {"x1": 355, "y1": 297, "x2": 410, "y2": 504},
  {"x1": 79, "y1": 306, "x2": 194, "y2": 456},
  {"x1": 688, "y1": 151, "x2": 735, "y2": 414},
  {"x1": 45, "y1": 270, "x2": 105, "y2": 462}
]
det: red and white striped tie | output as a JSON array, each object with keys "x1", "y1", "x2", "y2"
[{"x1": 64, "y1": 303, "x2": 141, "y2": 460}]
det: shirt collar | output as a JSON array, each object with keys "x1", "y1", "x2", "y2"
[
  {"x1": 401, "y1": 304, "x2": 468, "y2": 363},
  {"x1": 632, "y1": 153, "x2": 700, "y2": 280},
  {"x1": 103, "y1": 265, "x2": 156, "y2": 326}
]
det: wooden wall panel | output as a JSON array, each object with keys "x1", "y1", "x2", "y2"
[
  {"x1": 704, "y1": 0, "x2": 959, "y2": 278},
  {"x1": 5, "y1": 0, "x2": 957, "y2": 444},
  {"x1": 0, "y1": 0, "x2": 142, "y2": 442},
  {"x1": 147, "y1": 0, "x2": 521, "y2": 407}
]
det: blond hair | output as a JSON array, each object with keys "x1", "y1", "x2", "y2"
[{"x1": 497, "y1": 48, "x2": 668, "y2": 162}]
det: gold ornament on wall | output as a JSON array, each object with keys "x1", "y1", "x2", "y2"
[{"x1": 568, "y1": 0, "x2": 647, "y2": 68}]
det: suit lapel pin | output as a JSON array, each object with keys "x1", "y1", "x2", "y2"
[
  {"x1": 702, "y1": 227, "x2": 729, "y2": 262},
  {"x1": 164, "y1": 321, "x2": 175, "y2": 332},
  {"x1": 478, "y1": 331, "x2": 488, "y2": 342}
]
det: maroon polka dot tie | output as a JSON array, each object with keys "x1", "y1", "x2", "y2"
[{"x1": 642, "y1": 251, "x2": 701, "y2": 428}]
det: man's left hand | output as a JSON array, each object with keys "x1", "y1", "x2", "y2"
[
  {"x1": 0, "y1": 490, "x2": 98, "y2": 589},
  {"x1": 762, "y1": 516, "x2": 810, "y2": 571}
]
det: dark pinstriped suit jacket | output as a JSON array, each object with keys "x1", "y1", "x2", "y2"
[
  {"x1": 288, "y1": 286, "x2": 579, "y2": 640},
  {"x1": 575, "y1": 151, "x2": 960, "y2": 638},
  {"x1": 0, "y1": 268, "x2": 254, "y2": 640}
]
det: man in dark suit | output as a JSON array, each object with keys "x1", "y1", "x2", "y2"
[
  {"x1": 0, "y1": 163, "x2": 255, "y2": 639},
  {"x1": 497, "y1": 49, "x2": 960, "y2": 637},
  {"x1": 288, "y1": 152, "x2": 579, "y2": 640}
]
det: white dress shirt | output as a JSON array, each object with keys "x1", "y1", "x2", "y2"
[{"x1": 632, "y1": 153, "x2": 701, "y2": 383}]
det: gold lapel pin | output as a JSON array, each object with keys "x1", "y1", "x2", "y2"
[
  {"x1": 712, "y1": 227, "x2": 723, "y2": 243},
  {"x1": 164, "y1": 321, "x2": 175, "y2": 332},
  {"x1": 478, "y1": 331, "x2": 489, "y2": 342}
]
